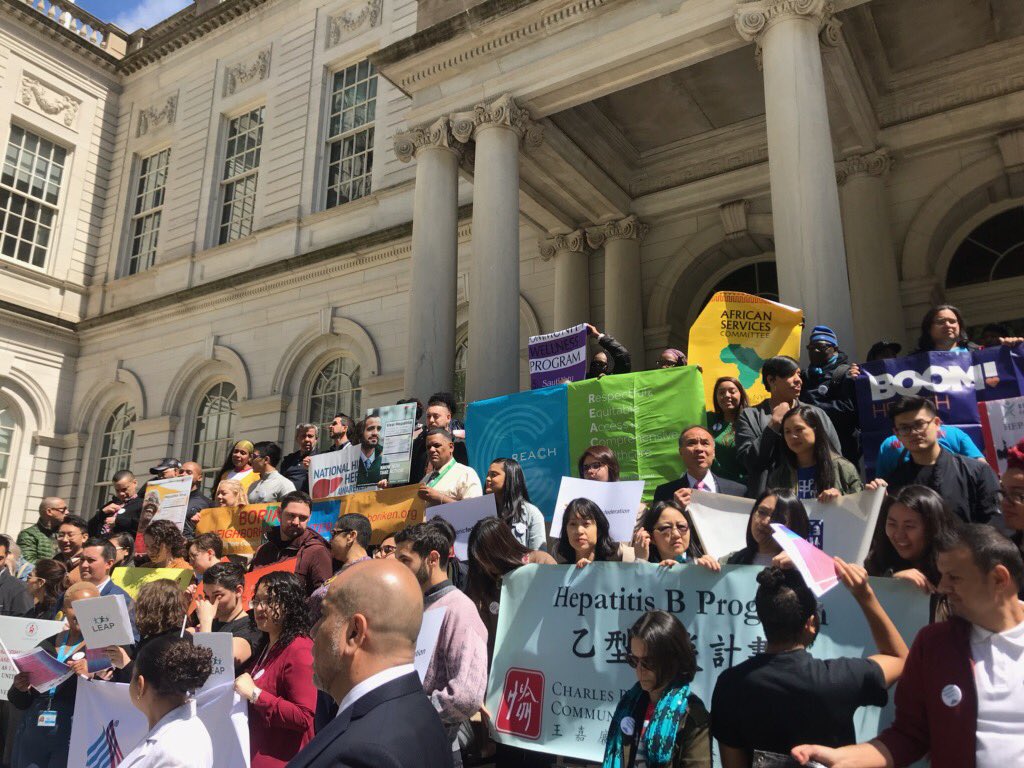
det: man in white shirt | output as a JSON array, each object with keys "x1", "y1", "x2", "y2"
[
  {"x1": 417, "y1": 429, "x2": 482, "y2": 508},
  {"x1": 247, "y1": 441, "x2": 296, "y2": 504}
]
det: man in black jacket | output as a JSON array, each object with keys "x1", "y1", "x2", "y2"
[
  {"x1": 89, "y1": 469, "x2": 143, "y2": 537},
  {"x1": 293, "y1": 558, "x2": 453, "y2": 768},
  {"x1": 800, "y1": 325, "x2": 860, "y2": 463},
  {"x1": 0, "y1": 535, "x2": 32, "y2": 616},
  {"x1": 409, "y1": 393, "x2": 468, "y2": 483},
  {"x1": 654, "y1": 425, "x2": 747, "y2": 503},
  {"x1": 585, "y1": 323, "x2": 631, "y2": 378},
  {"x1": 280, "y1": 423, "x2": 320, "y2": 493}
]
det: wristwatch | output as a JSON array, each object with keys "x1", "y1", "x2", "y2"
[{"x1": 250, "y1": 687, "x2": 262, "y2": 704}]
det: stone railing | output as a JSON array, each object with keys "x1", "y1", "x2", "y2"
[{"x1": 18, "y1": 0, "x2": 129, "y2": 57}]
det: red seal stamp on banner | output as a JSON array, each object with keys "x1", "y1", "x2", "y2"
[{"x1": 495, "y1": 667, "x2": 544, "y2": 740}]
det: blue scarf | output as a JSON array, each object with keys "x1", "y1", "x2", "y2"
[{"x1": 602, "y1": 680, "x2": 690, "y2": 768}]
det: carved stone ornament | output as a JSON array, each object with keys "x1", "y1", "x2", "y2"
[
  {"x1": 224, "y1": 49, "x2": 271, "y2": 97},
  {"x1": 835, "y1": 147, "x2": 893, "y2": 185},
  {"x1": 720, "y1": 200, "x2": 751, "y2": 240},
  {"x1": 137, "y1": 93, "x2": 178, "y2": 137},
  {"x1": 539, "y1": 230, "x2": 589, "y2": 261},
  {"x1": 19, "y1": 75, "x2": 81, "y2": 129},
  {"x1": 585, "y1": 215, "x2": 649, "y2": 249},
  {"x1": 997, "y1": 129, "x2": 1024, "y2": 173},
  {"x1": 735, "y1": 0, "x2": 834, "y2": 42},
  {"x1": 450, "y1": 94, "x2": 538, "y2": 144},
  {"x1": 393, "y1": 117, "x2": 461, "y2": 162},
  {"x1": 327, "y1": 0, "x2": 383, "y2": 48}
]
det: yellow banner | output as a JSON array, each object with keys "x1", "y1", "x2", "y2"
[
  {"x1": 195, "y1": 503, "x2": 280, "y2": 556},
  {"x1": 689, "y1": 291, "x2": 803, "y2": 408},
  {"x1": 111, "y1": 566, "x2": 194, "y2": 599},
  {"x1": 335, "y1": 485, "x2": 426, "y2": 545}
]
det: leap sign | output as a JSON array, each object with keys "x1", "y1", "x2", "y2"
[
  {"x1": 192, "y1": 633, "x2": 234, "y2": 692},
  {"x1": 72, "y1": 594, "x2": 135, "y2": 648}
]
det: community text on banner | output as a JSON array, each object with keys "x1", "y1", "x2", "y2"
[
  {"x1": 307, "y1": 484, "x2": 427, "y2": 545},
  {"x1": 307, "y1": 443, "x2": 361, "y2": 499},
  {"x1": 528, "y1": 324, "x2": 588, "y2": 389},
  {"x1": 195, "y1": 503, "x2": 280, "y2": 556}
]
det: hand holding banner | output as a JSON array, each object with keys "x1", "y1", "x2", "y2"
[
  {"x1": 72, "y1": 594, "x2": 135, "y2": 648},
  {"x1": 771, "y1": 524, "x2": 840, "y2": 597},
  {"x1": 426, "y1": 494, "x2": 497, "y2": 559},
  {"x1": 528, "y1": 324, "x2": 588, "y2": 389},
  {"x1": 550, "y1": 477, "x2": 644, "y2": 546}
]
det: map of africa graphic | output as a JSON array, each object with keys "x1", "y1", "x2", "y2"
[{"x1": 720, "y1": 344, "x2": 765, "y2": 388}]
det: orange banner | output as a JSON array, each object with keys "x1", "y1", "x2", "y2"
[
  {"x1": 332, "y1": 485, "x2": 426, "y2": 545},
  {"x1": 195, "y1": 503, "x2": 280, "y2": 555}
]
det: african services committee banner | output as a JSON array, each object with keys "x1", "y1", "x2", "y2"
[
  {"x1": 487, "y1": 563, "x2": 929, "y2": 764},
  {"x1": 688, "y1": 291, "x2": 803, "y2": 409},
  {"x1": 529, "y1": 324, "x2": 587, "y2": 389}
]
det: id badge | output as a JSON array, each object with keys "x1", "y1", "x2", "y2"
[{"x1": 37, "y1": 710, "x2": 58, "y2": 728}]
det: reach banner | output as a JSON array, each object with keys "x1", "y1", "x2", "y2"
[{"x1": 528, "y1": 324, "x2": 588, "y2": 389}]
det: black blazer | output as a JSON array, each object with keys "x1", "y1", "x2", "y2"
[
  {"x1": 287, "y1": 671, "x2": 453, "y2": 768},
  {"x1": 652, "y1": 473, "x2": 747, "y2": 503}
]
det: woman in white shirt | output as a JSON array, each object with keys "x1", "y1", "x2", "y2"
[{"x1": 119, "y1": 634, "x2": 215, "y2": 768}]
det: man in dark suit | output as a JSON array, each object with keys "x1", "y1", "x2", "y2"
[
  {"x1": 77, "y1": 538, "x2": 137, "y2": 637},
  {"x1": 290, "y1": 558, "x2": 453, "y2": 768},
  {"x1": 653, "y1": 425, "x2": 747, "y2": 505}
]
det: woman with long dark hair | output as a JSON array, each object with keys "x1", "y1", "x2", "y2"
[
  {"x1": 769, "y1": 406, "x2": 862, "y2": 502},
  {"x1": 555, "y1": 498, "x2": 634, "y2": 567},
  {"x1": 234, "y1": 571, "x2": 315, "y2": 768},
  {"x1": 485, "y1": 457, "x2": 546, "y2": 549},
  {"x1": 633, "y1": 501, "x2": 720, "y2": 570},
  {"x1": 913, "y1": 304, "x2": 977, "y2": 353},
  {"x1": 106, "y1": 531, "x2": 135, "y2": 567},
  {"x1": 707, "y1": 376, "x2": 749, "y2": 486},
  {"x1": 602, "y1": 611, "x2": 711, "y2": 767},
  {"x1": 25, "y1": 557, "x2": 66, "y2": 619},
  {"x1": 578, "y1": 445, "x2": 620, "y2": 482},
  {"x1": 722, "y1": 490, "x2": 810, "y2": 566}
]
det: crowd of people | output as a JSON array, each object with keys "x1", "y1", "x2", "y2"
[{"x1": 0, "y1": 306, "x2": 1022, "y2": 768}]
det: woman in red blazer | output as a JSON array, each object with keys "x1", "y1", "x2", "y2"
[{"x1": 234, "y1": 571, "x2": 316, "y2": 768}]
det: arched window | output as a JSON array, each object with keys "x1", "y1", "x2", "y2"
[
  {"x1": 192, "y1": 382, "x2": 238, "y2": 495},
  {"x1": 703, "y1": 261, "x2": 779, "y2": 306},
  {"x1": 309, "y1": 357, "x2": 361, "y2": 450},
  {"x1": 946, "y1": 206, "x2": 1024, "y2": 288},
  {"x1": 92, "y1": 403, "x2": 136, "y2": 512},
  {"x1": 0, "y1": 403, "x2": 17, "y2": 515},
  {"x1": 453, "y1": 336, "x2": 469, "y2": 420}
]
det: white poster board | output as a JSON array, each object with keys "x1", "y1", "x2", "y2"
[
  {"x1": 370, "y1": 403, "x2": 418, "y2": 486},
  {"x1": 0, "y1": 616, "x2": 65, "y2": 701},
  {"x1": 550, "y1": 477, "x2": 644, "y2": 546},
  {"x1": 73, "y1": 593, "x2": 135, "y2": 648},
  {"x1": 193, "y1": 632, "x2": 235, "y2": 693},
  {"x1": 426, "y1": 493, "x2": 497, "y2": 560},
  {"x1": 803, "y1": 488, "x2": 885, "y2": 565},
  {"x1": 307, "y1": 443, "x2": 361, "y2": 500},
  {"x1": 142, "y1": 475, "x2": 193, "y2": 531},
  {"x1": 414, "y1": 607, "x2": 447, "y2": 682},
  {"x1": 687, "y1": 490, "x2": 754, "y2": 560}
]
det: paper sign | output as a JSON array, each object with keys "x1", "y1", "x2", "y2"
[
  {"x1": 687, "y1": 491, "x2": 754, "y2": 560},
  {"x1": 550, "y1": 477, "x2": 644, "y2": 546},
  {"x1": 369, "y1": 403, "x2": 418, "y2": 486},
  {"x1": 426, "y1": 494, "x2": 497, "y2": 560},
  {"x1": 195, "y1": 503, "x2": 280, "y2": 555},
  {"x1": 140, "y1": 476, "x2": 193, "y2": 532},
  {"x1": 1, "y1": 640, "x2": 74, "y2": 692},
  {"x1": 308, "y1": 444, "x2": 361, "y2": 500},
  {"x1": 0, "y1": 617, "x2": 65, "y2": 701},
  {"x1": 111, "y1": 566, "x2": 194, "y2": 600},
  {"x1": 193, "y1": 632, "x2": 235, "y2": 693},
  {"x1": 980, "y1": 395, "x2": 1024, "y2": 474},
  {"x1": 329, "y1": 485, "x2": 427, "y2": 545},
  {"x1": 414, "y1": 607, "x2": 447, "y2": 682},
  {"x1": 528, "y1": 324, "x2": 588, "y2": 389},
  {"x1": 771, "y1": 524, "x2": 839, "y2": 597},
  {"x1": 72, "y1": 594, "x2": 135, "y2": 648},
  {"x1": 802, "y1": 489, "x2": 885, "y2": 565}
]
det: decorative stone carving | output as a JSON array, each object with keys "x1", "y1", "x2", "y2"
[
  {"x1": 327, "y1": 0, "x2": 383, "y2": 48},
  {"x1": 19, "y1": 75, "x2": 81, "y2": 129},
  {"x1": 719, "y1": 200, "x2": 751, "y2": 239},
  {"x1": 585, "y1": 216, "x2": 649, "y2": 249},
  {"x1": 450, "y1": 94, "x2": 540, "y2": 145},
  {"x1": 835, "y1": 148, "x2": 893, "y2": 185},
  {"x1": 393, "y1": 117, "x2": 461, "y2": 162},
  {"x1": 224, "y1": 48, "x2": 271, "y2": 97},
  {"x1": 997, "y1": 129, "x2": 1024, "y2": 173},
  {"x1": 735, "y1": 0, "x2": 834, "y2": 41},
  {"x1": 539, "y1": 230, "x2": 589, "y2": 261},
  {"x1": 137, "y1": 93, "x2": 178, "y2": 137}
]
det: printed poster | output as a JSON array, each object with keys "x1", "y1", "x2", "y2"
[
  {"x1": 195, "y1": 503, "x2": 280, "y2": 556},
  {"x1": 980, "y1": 395, "x2": 1024, "y2": 474},
  {"x1": 308, "y1": 485, "x2": 427, "y2": 546},
  {"x1": 426, "y1": 494, "x2": 497, "y2": 560},
  {"x1": 0, "y1": 616, "x2": 64, "y2": 701},
  {"x1": 307, "y1": 443, "x2": 361, "y2": 500},
  {"x1": 139, "y1": 476, "x2": 192, "y2": 532},
  {"x1": 549, "y1": 477, "x2": 644, "y2": 546},
  {"x1": 528, "y1": 324, "x2": 588, "y2": 389},
  {"x1": 364, "y1": 403, "x2": 417, "y2": 486},
  {"x1": 111, "y1": 566, "x2": 194, "y2": 600}
]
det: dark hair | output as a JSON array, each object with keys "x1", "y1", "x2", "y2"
[
  {"x1": 31, "y1": 559, "x2": 67, "y2": 611},
  {"x1": 107, "y1": 532, "x2": 135, "y2": 564},
  {"x1": 424, "y1": 427, "x2": 454, "y2": 443},
  {"x1": 112, "y1": 469, "x2": 135, "y2": 484},
  {"x1": 427, "y1": 392, "x2": 457, "y2": 415},
  {"x1": 935, "y1": 523, "x2": 1024, "y2": 592},
  {"x1": 191, "y1": 532, "x2": 224, "y2": 559},
  {"x1": 917, "y1": 304, "x2": 969, "y2": 352},
  {"x1": 629, "y1": 611, "x2": 698, "y2": 688},
  {"x1": 466, "y1": 517, "x2": 531, "y2": 613},
  {"x1": 254, "y1": 571, "x2": 310, "y2": 648},
  {"x1": 59, "y1": 514, "x2": 88, "y2": 534},
  {"x1": 488, "y1": 457, "x2": 533, "y2": 528},
  {"x1": 397, "y1": 398, "x2": 424, "y2": 421},
  {"x1": 82, "y1": 537, "x2": 116, "y2": 563},
  {"x1": 888, "y1": 395, "x2": 937, "y2": 424},
  {"x1": 556, "y1": 498, "x2": 620, "y2": 563},
  {"x1": 638, "y1": 501, "x2": 704, "y2": 562},
  {"x1": 136, "y1": 579, "x2": 189, "y2": 638},
  {"x1": 732, "y1": 489, "x2": 810, "y2": 565},
  {"x1": 134, "y1": 634, "x2": 212, "y2": 697},
  {"x1": 677, "y1": 424, "x2": 713, "y2": 450},
  {"x1": 279, "y1": 490, "x2": 313, "y2": 512},
  {"x1": 755, "y1": 566, "x2": 818, "y2": 645},
  {"x1": 865, "y1": 486, "x2": 958, "y2": 584},
  {"x1": 712, "y1": 376, "x2": 750, "y2": 418},
  {"x1": 213, "y1": 441, "x2": 252, "y2": 491},
  {"x1": 394, "y1": 524, "x2": 452, "y2": 568},
  {"x1": 0, "y1": 534, "x2": 10, "y2": 556},
  {"x1": 780, "y1": 406, "x2": 839, "y2": 491},
  {"x1": 761, "y1": 355, "x2": 800, "y2": 390},
  {"x1": 332, "y1": 413, "x2": 357, "y2": 439},
  {"x1": 253, "y1": 441, "x2": 282, "y2": 467},
  {"x1": 577, "y1": 445, "x2": 620, "y2": 481},
  {"x1": 336, "y1": 513, "x2": 372, "y2": 549},
  {"x1": 202, "y1": 561, "x2": 245, "y2": 591},
  {"x1": 143, "y1": 520, "x2": 188, "y2": 560},
  {"x1": 425, "y1": 516, "x2": 457, "y2": 549}
]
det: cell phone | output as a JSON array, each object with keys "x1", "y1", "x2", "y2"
[{"x1": 752, "y1": 751, "x2": 826, "y2": 768}]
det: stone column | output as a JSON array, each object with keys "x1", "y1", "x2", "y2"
[
  {"x1": 452, "y1": 95, "x2": 538, "y2": 402},
  {"x1": 836, "y1": 148, "x2": 904, "y2": 355},
  {"x1": 588, "y1": 216, "x2": 648, "y2": 369},
  {"x1": 736, "y1": 0, "x2": 855, "y2": 346},
  {"x1": 541, "y1": 230, "x2": 591, "y2": 331},
  {"x1": 395, "y1": 118, "x2": 462, "y2": 398}
]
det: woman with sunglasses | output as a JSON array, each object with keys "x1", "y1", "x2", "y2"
[
  {"x1": 603, "y1": 610, "x2": 711, "y2": 768},
  {"x1": 633, "y1": 501, "x2": 720, "y2": 571},
  {"x1": 578, "y1": 445, "x2": 620, "y2": 483}
]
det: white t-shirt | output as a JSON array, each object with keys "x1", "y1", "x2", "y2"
[{"x1": 971, "y1": 611, "x2": 1024, "y2": 768}]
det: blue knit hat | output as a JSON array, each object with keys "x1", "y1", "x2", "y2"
[{"x1": 809, "y1": 325, "x2": 839, "y2": 347}]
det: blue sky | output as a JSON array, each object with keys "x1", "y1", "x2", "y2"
[{"x1": 75, "y1": 0, "x2": 192, "y2": 32}]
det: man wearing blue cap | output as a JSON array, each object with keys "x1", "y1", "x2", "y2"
[{"x1": 800, "y1": 325, "x2": 860, "y2": 463}]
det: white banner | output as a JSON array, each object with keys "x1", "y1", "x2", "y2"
[
  {"x1": 550, "y1": 477, "x2": 644, "y2": 546},
  {"x1": 426, "y1": 493, "x2": 497, "y2": 560},
  {"x1": 308, "y1": 444, "x2": 361, "y2": 500},
  {"x1": 72, "y1": 593, "x2": 135, "y2": 648},
  {"x1": 0, "y1": 616, "x2": 65, "y2": 701},
  {"x1": 414, "y1": 606, "x2": 447, "y2": 682},
  {"x1": 688, "y1": 491, "x2": 752, "y2": 560}
]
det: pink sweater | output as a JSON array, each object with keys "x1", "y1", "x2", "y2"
[{"x1": 422, "y1": 582, "x2": 489, "y2": 731}]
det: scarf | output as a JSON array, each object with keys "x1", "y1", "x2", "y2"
[{"x1": 602, "y1": 680, "x2": 690, "y2": 768}]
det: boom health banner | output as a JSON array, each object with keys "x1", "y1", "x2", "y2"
[
  {"x1": 307, "y1": 485, "x2": 426, "y2": 545},
  {"x1": 529, "y1": 324, "x2": 587, "y2": 389},
  {"x1": 196, "y1": 503, "x2": 280, "y2": 555},
  {"x1": 486, "y1": 563, "x2": 928, "y2": 765},
  {"x1": 688, "y1": 291, "x2": 803, "y2": 409}
]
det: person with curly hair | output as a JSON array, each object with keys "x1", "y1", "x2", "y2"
[
  {"x1": 140, "y1": 519, "x2": 191, "y2": 569},
  {"x1": 233, "y1": 571, "x2": 316, "y2": 768}
]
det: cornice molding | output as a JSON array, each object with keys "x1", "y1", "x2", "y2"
[
  {"x1": 539, "y1": 229, "x2": 589, "y2": 261},
  {"x1": 393, "y1": 117, "x2": 462, "y2": 162},
  {"x1": 835, "y1": 147, "x2": 893, "y2": 185}
]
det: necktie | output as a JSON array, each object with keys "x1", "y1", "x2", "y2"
[{"x1": 694, "y1": 479, "x2": 706, "y2": 491}]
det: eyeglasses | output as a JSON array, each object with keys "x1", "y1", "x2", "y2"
[
  {"x1": 331, "y1": 528, "x2": 352, "y2": 539},
  {"x1": 250, "y1": 597, "x2": 273, "y2": 608},
  {"x1": 625, "y1": 653, "x2": 656, "y2": 671},
  {"x1": 998, "y1": 488, "x2": 1024, "y2": 507},
  {"x1": 655, "y1": 360, "x2": 677, "y2": 369},
  {"x1": 56, "y1": 532, "x2": 82, "y2": 540},
  {"x1": 379, "y1": 545, "x2": 396, "y2": 555},
  {"x1": 48, "y1": 507, "x2": 68, "y2": 514},
  {"x1": 753, "y1": 507, "x2": 774, "y2": 520},
  {"x1": 894, "y1": 418, "x2": 936, "y2": 436},
  {"x1": 654, "y1": 523, "x2": 689, "y2": 535},
  {"x1": 806, "y1": 343, "x2": 834, "y2": 352},
  {"x1": 582, "y1": 462, "x2": 605, "y2": 472}
]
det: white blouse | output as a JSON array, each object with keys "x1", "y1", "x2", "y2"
[{"x1": 117, "y1": 700, "x2": 213, "y2": 768}]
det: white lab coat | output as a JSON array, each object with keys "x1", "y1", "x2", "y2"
[{"x1": 117, "y1": 700, "x2": 214, "y2": 768}]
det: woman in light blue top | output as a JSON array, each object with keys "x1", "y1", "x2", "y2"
[{"x1": 484, "y1": 458, "x2": 547, "y2": 550}]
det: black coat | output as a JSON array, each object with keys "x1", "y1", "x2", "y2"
[
  {"x1": 88, "y1": 494, "x2": 143, "y2": 537},
  {"x1": 0, "y1": 569, "x2": 32, "y2": 617},
  {"x1": 884, "y1": 448, "x2": 1000, "y2": 525},
  {"x1": 281, "y1": 449, "x2": 313, "y2": 493},
  {"x1": 652, "y1": 473, "x2": 747, "y2": 503}
]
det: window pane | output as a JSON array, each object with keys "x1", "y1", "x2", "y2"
[
  {"x1": 325, "y1": 62, "x2": 376, "y2": 210},
  {"x1": 92, "y1": 404, "x2": 137, "y2": 515},
  {"x1": 192, "y1": 382, "x2": 239, "y2": 495},
  {"x1": 219, "y1": 108, "x2": 264, "y2": 245},
  {"x1": 0, "y1": 126, "x2": 65, "y2": 269},
  {"x1": 947, "y1": 206, "x2": 1024, "y2": 288},
  {"x1": 309, "y1": 357, "x2": 362, "y2": 450}
]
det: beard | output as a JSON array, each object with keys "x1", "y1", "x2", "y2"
[{"x1": 416, "y1": 561, "x2": 430, "y2": 587}]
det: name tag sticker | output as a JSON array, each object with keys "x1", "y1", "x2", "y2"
[{"x1": 37, "y1": 710, "x2": 58, "y2": 727}]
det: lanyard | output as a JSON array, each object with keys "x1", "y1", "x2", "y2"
[
  {"x1": 48, "y1": 632, "x2": 83, "y2": 698},
  {"x1": 427, "y1": 459, "x2": 456, "y2": 488},
  {"x1": 251, "y1": 640, "x2": 279, "y2": 678}
]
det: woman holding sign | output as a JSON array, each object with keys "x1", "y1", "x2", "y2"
[
  {"x1": 634, "y1": 501, "x2": 721, "y2": 571},
  {"x1": 555, "y1": 498, "x2": 635, "y2": 567},
  {"x1": 214, "y1": 478, "x2": 250, "y2": 508},
  {"x1": 485, "y1": 458, "x2": 547, "y2": 550},
  {"x1": 768, "y1": 406, "x2": 862, "y2": 502}
]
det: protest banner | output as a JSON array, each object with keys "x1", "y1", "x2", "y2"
[
  {"x1": 142, "y1": 475, "x2": 192, "y2": 530},
  {"x1": 414, "y1": 607, "x2": 447, "y2": 682},
  {"x1": 528, "y1": 324, "x2": 588, "y2": 389},
  {"x1": 771, "y1": 524, "x2": 840, "y2": 597},
  {"x1": 307, "y1": 443, "x2": 361, "y2": 499},
  {"x1": 72, "y1": 593, "x2": 135, "y2": 648},
  {"x1": 111, "y1": 566, "x2": 193, "y2": 600},
  {"x1": 0, "y1": 616, "x2": 64, "y2": 701},
  {"x1": 550, "y1": 477, "x2": 644, "y2": 546},
  {"x1": 367, "y1": 402, "x2": 418, "y2": 486},
  {"x1": 971, "y1": 344, "x2": 1024, "y2": 403},
  {"x1": 193, "y1": 632, "x2": 235, "y2": 693},
  {"x1": 68, "y1": 679, "x2": 250, "y2": 768},
  {"x1": 688, "y1": 291, "x2": 803, "y2": 409},
  {"x1": 195, "y1": 503, "x2": 280, "y2": 555},
  {"x1": 426, "y1": 494, "x2": 497, "y2": 560},
  {"x1": 980, "y1": 395, "x2": 1024, "y2": 474},
  {"x1": 334, "y1": 484, "x2": 427, "y2": 545},
  {"x1": 486, "y1": 563, "x2": 929, "y2": 763},
  {"x1": 687, "y1": 491, "x2": 752, "y2": 560},
  {"x1": 242, "y1": 558, "x2": 297, "y2": 610}
]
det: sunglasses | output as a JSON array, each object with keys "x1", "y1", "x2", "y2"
[{"x1": 625, "y1": 653, "x2": 656, "y2": 671}]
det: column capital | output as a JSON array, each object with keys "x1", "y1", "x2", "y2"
[
  {"x1": 394, "y1": 116, "x2": 462, "y2": 163},
  {"x1": 835, "y1": 147, "x2": 893, "y2": 185},
  {"x1": 586, "y1": 215, "x2": 649, "y2": 248},
  {"x1": 450, "y1": 94, "x2": 543, "y2": 146},
  {"x1": 539, "y1": 229, "x2": 590, "y2": 261},
  {"x1": 735, "y1": 0, "x2": 834, "y2": 41}
]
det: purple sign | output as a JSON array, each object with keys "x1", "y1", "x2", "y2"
[{"x1": 528, "y1": 324, "x2": 587, "y2": 389}]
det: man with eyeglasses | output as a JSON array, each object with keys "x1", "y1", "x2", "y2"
[
  {"x1": 869, "y1": 396, "x2": 1000, "y2": 525},
  {"x1": 54, "y1": 514, "x2": 90, "y2": 584},
  {"x1": 16, "y1": 496, "x2": 67, "y2": 563},
  {"x1": 652, "y1": 425, "x2": 747, "y2": 507}
]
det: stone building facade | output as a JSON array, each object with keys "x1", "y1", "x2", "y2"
[{"x1": 1, "y1": 0, "x2": 1023, "y2": 532}]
